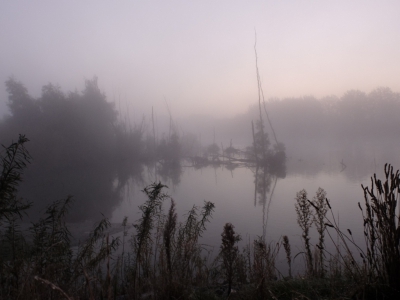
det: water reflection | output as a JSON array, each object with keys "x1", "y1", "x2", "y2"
[
  {"x1": 22, "y1": 158, "x2": 145, "y2": 222},
  {"x1": 157, "y1": 160, "x2": 183, "y2": 187},
  {"x1": 111, "y1": 141, "x2": 399, "y2": 275},
  {"x1": 253, "y1": 164, "x2": 283, "y2": 241},
  {"x1": 285, "y1": 140, "x2": 400, "y2": 182},
  {"x1": 21, "y1": 138, "x2": 400, "y2": 229}
]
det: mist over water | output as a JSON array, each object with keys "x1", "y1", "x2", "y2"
[
  {"x1": 1, "y1": 73, "x2": 400, "y2": 283},
  {"x1": 108, "y1": 138, "x2": 397, "y2": 274},
  {"x1": 2, "y1": 3, "x2": 400, "y2": 297},
  {"x1": 2, "y1": 78, "x2": 400, "y2": 223}
]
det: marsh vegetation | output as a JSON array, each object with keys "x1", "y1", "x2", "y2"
[
  {"x1": 1, "y1": 135, "x2": 400, "y2": 299},
  {"x1": 1, "y1": 79, "x2": 400, "y2": 299},
  {"x1": 0, "y1": 77, "x2": 287, "y2": 222}
]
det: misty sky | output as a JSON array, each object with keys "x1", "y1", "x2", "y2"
[{"x1": 1, "y1": 1, "x2": 400, "y2": 118}]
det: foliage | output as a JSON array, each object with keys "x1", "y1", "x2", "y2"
[
  {"x1": 295, "y1": 189, "x2": 314, "y2": 275},
  {"x1": 282, "y1": 235, "x2": 292, "y2": 278},
  {"x1": 252, "y1": 119, "x2": 271, "y2": 162},
  {"x1": 205, "y1": 143, "x2": 220, "y2": 159},
  {"x1": 243, "y1": 87, "x2": 400, "y2": 143},
  {"x1": 311, "y1": 187, "x2": 328, "y2": 277},
  {"x1": 360, "y1": 164, "x2": 400, "y2": 290},
  {"x1": 2, "y1": 132, "x2": 400, "y2": 298},
  {"x1": 0, "y1": 134, "x2": 32, "y2": 224},
  {"x1": 31, "y1": 197, "x2": 73, "y2": 286},
  {"x1": 219, "y1": 223, "x2": 241, "y2": 295},
  {"x1": 130, "y1": 182, "x2": 167, "y2": 296},
  {"x1": 157, "y1": 133, "x2": 181, "y2": 162},
  {"x1": 1, "y1": 78, "x2": 143, "y2": 221}
]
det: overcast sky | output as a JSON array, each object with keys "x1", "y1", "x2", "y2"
[{"x1": 1, "y1": 1, "x2": 400, "y2": 118}]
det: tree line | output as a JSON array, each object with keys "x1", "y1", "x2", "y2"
[
  {"x1": 0, "y1": 77, "x2": 190, "y2": 221},
  {"x1": 221, "y1": 87, "x2": 400, "y2": 146}
]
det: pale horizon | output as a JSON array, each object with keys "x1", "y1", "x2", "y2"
[{"x1": 1, "y1": 1, "x2": 400, "y2": 118}]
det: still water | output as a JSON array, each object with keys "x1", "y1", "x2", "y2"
[{"x1": 111, "y1": 142, "x2": 400, "y2": 274}]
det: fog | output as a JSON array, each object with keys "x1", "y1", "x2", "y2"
[
  {"x1": 1, "y1": 1, "x2": 400, "y2": 119},
  {"x1": 3, "y1": 3, "x2": 400, "y2": 295},
  {"x1": 2, "y1": 1, "x2": 400, "y2": 219}
]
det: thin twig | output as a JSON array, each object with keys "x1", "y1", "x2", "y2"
[{"x1": 34, "y1": 276, "x2": 73, "y2": 300}]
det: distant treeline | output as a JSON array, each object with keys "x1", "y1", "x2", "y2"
[
  {"x1": 0, "y1": 77, "x2": 199, "y2": 220},
  {"x1": 1, "y1": 77, "x2": 393, "y2": 219},
  {"x1": 221, "y1": 87, "x2": 400, "y2": 145}
]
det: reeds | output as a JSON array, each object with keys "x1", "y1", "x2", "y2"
[
  {"x1": 2, "y1": 135, "x2": 400, "y2": 298},
  {"x1": 312, "y1": 187, "x2": 328, "y2": 277},
  {"x1": 0, "y1": 178, "x2": 397, "y2": 299},
  {"x1": 0, "y1": 134, "x2": 32, "y2": 224},
  {"x1": 360, "y1": 163, "x2": 400, "y2": 291},
  {"x1": 219, "y1": 223, "x2": 241, "y2": 295},
  {"x1": 282, "y1": 235, "x2": 292, "y2": 279},
  {"x1": 295, "y1": 189, "x2": 314, "y2": 275}
]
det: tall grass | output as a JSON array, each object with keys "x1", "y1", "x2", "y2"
[
  {"x1": 359, "y1": 164, "x2": 400, "y2": 294},
  {"x1": 0, "y1": 134, "x2": 31, "y2": 223},
  {"x1": 1, "y1": 135, "x2": 400, "y2": 298},
  {"x1": 219, "y1": 223, "x2": 241, "y2": 296},
  {"x1": 295, "y1": 189, "x2": 314, "y2": 276},
  {"x1": 311, "y1": 187, "x2": 328, "y2": 277}
]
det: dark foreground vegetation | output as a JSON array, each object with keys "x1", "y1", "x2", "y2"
[{"x1": 1, "y1": 136, "x2": 400, "y2": 299}]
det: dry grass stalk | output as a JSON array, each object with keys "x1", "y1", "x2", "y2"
[
  {"x1": 295, "y1": 189, "x2": 314, "y2": 276},
  {"x1": 311, "y1": 187, "x2": 328, "y2": 277},
  {"x1": 283, "y1": 235, "x2": 292, "y2": 278},
  {"x1": 361, "y1": 163, "x2": 400, "y2": 290},
  {"x1": 220, "y1": 223, "x2": 241, "y2": 295},
  {"x1": 34, "y1": 276, "x2": 73, "y2": 300}
]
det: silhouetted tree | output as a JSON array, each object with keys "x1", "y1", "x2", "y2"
[
  {"x1": 0, "y1": 77, "x2": 139, "y2": 221},
  {"x1": 6, "y1": 78, "x2": 39, "y2": 119}
]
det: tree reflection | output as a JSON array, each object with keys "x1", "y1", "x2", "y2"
[
  {"x1": 157, "y1": 160, "x2": 183, "y2": 187},
  {"x1": 254, "y1": 163, "x2": 283, "y2": 241}
]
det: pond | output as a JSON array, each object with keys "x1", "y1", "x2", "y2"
[{"x1": 110, "y1": 140, "x2": 400, "y2": 275}]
